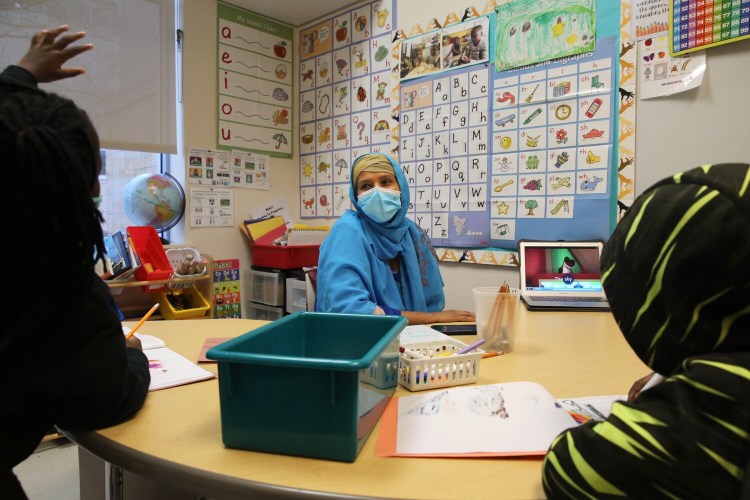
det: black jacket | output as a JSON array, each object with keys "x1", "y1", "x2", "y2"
[{"x1": 0, "y1": 65, "x2": 150, "y2": 497}]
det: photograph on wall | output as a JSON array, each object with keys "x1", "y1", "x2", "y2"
[
  {"x1": 494, "y1": 0, "x2": 596, "y2": 71},
  {"x1": 399, "y1": 16, "x2": 491, "y2": 82},
  {"x1": 440, "y1": 16, "x2": 490, "y2": 69},
  {"x1": 399, "y1": 32, "x2": 442, "y2": 79}
]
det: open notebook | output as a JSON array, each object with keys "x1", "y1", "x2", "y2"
[
  {"x1": 123, "y1": 327, "x2": 215, "y2": 391},
  {"x1": 518, "y1": 240, "x2": 610, "y2": 311}
]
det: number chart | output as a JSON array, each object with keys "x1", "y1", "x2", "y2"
[
  {"x1": 298, "y1": 0, "x2": 396, "y2": 219},
  {"x1": 670, "y1": 0, "x2": 750, "y2": 56}
]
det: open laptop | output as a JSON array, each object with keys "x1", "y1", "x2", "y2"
[{"x1": 518, "y1": 240, "x2": 610, "y2": 311}]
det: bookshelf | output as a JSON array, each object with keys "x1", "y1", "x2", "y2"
[{"x1": 107, "y1": 254, "x2": 213, "y2": 320}]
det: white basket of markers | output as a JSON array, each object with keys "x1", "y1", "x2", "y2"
[{"x1": 398, "y1": 339, "x2": 485, "y2": 392}]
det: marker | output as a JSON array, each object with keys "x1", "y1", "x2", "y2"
[
  {"x1": 456, "y1": 338, "x2": 486, "y2": 355},
  {"x1": 125, "y1": 303, "x2": 160, "y2": 339},
  {"x1": 399, "y1": 345, "x2": 429, "y2": 360},
  {"x1": 482, "y1": 351, "x2": 502, "y2": 359},
  {"x1": 523, "y1": 107, "x2": 542, "y2": 125}
]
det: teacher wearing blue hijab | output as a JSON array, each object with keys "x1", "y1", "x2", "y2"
[{"x1": 316, "y1": 153, "x2": 475, "y2": 325}]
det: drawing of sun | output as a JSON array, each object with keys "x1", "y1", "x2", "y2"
[{"x1": 302, "y1": 161, "x2": 313, "y2": 179}]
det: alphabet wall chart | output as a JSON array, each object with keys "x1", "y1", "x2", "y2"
[
  {"x1": 217, "y1": 3, "x2": 294, "y2": 158},
  {"x1": 298, "y1": 0, "x2": 397, "y2": 218},
  {"x1": 397, "y1": 0, "x2": 620, "y2": 250}
]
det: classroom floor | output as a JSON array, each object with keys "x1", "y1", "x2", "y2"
[{"x1": 13, "y1": 437, "x2": 79, "y2": 500}]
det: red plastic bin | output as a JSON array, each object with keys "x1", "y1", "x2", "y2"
[
  {"x1": 127, "y1": 226, "x2": 173, "y2": 291},
  {"x1": 250, "y1": 244, "x2": 319, "y2": 270}
]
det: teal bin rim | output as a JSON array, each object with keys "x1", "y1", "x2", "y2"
[{"x1": 205, "y1": 311, "x2": 407, "y2": 371}]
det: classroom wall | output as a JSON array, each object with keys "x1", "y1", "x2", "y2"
[
  {"x1": 178, "y1": 0, "x2": 750, "y2": 314},
  {"x1": 176, "y1": 0, "x2": 303, "y2": 309}
]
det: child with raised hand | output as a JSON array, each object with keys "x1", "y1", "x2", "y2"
[{"x1": 1, "y1": 27, "x2": 150, "y2": 498}]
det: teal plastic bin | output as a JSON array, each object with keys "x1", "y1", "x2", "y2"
[{"x1": 206, "y1": 312, "x2": 406, "y2": 462}]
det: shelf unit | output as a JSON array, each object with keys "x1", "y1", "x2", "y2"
[{"x1": 107, "y1": 254, "x2": 213, "y2": 320}]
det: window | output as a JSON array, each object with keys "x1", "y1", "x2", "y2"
[
  {"x1": 98, "y1": 150, "x2": 169, "y2": 237},
  {"x1": 1, "y1": 1, "x2": 180, "y2": 239}
]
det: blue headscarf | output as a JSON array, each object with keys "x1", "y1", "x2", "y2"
[{"x1": 316, "y1": 153, "x2": 445, "y2": 314}]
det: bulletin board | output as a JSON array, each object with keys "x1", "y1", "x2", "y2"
[
  {"x1": 298, "y1": 0, "x2": 398, "y2": 218},
  {"x1": 396, "y1": 0, "x2": 620, "y2": 250},
  {"x1": 216, "y1": 3, "x2": 294, "y2": 158}
]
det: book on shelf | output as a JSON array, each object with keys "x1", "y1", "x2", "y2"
[{"x1": 101, "y1": 230, "x2": 142, "y2": 281}]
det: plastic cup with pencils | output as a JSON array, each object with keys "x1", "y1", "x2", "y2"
[{"x1": 472, "y1": 284, "x2": 520, "y2": 353}]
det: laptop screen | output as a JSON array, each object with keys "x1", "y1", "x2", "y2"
[{"x1": 521, "y1": 242, "x2": 604, "y2": 294}]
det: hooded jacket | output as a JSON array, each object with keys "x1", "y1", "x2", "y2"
[{"x1": 542, "y1": 163, "x2": 750, "y2": 499}]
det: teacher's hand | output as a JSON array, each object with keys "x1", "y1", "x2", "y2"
[
  {"x1": 18, "y1": 25, "x2": 93, "y2": 83},
  {"x1": 437, "y1": 309, "x2": 476, "y2": 323}
]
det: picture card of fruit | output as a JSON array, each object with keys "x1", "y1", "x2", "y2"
[
  {"x1": 298, "y1": 0, "x2": 398, "y2": 219},
  {"x1": 216, "y1": 3, "x2": 294, "y2": 158}
]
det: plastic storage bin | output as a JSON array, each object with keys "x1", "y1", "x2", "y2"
[
  {"x1": 245, "y1": 269, "x2": 284, "y2": 306},
  {"x1": 398, "y1": 339, "x2": 484, "y2": 392},
  {"x1": 166, "y1": 247, "x2": 207, "y2": 289},
  {"x1": 285, "y1": 277, "x2": 307, "y2": 313},
  {"x1": 245, "y1": 302, "x2": 284, "y2": 321},
  {"x1": 206, "y1": 312, "x2": 407, "y2": 462},
  {"x1": 157, "y1": 285, "x2": 211, "y2": 320},
  {"x1": 251, "y1": 243, "x2": 319, "y2": 270},
  {"x1": 127, "y1": 226, "x2": 172, "y2": 291}
]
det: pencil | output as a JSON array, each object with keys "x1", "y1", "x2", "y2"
[{"x1": 125, "y1": 303, "x2": 160, "y2": 339}]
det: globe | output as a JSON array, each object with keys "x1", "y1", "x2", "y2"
[{"x1": 122, "y1": 172, "x2": 185, "y2": 231}]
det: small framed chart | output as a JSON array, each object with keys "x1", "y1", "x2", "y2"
[{"x1": 670, "y1": 0, "x2": 750, "y2": 56}]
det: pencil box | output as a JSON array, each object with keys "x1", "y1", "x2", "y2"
[{"x1": 398, "y1": 339, "x2": 484, "y2": 392}]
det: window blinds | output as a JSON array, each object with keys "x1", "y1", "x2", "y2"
[{"x1": 0, "y1": 0, "x2": 177, "y2": 154}]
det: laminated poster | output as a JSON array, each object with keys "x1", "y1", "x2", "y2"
[
  {"x1": 213, "y1": 258, "x2": 242, "y2": 319},
  {"x1": 189, "y1": 188, "x2": 234, "y2": 228},
  {"x1": 638, "y1": 35, "x2": 705, "y2": 99},
  {"x1": 216, "y1": 3, "x2": 294, "y2": 158},
  {"x1": 298, "y1": 0, "x2": 397, "y2": 219}
]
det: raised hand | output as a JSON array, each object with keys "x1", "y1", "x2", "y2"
[{"x1": 17, "y1": 25, "x2": 93, "y2": 83}]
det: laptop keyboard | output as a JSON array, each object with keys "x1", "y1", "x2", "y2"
[{"x1": 528, "y1": 296, "x2": 608, "y2": 302}]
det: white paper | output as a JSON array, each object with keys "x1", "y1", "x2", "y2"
[
  {"x1": 631, "y1": 0, "x2": 670, "y2": 41},
  {"x1": 396, "y1": 381, "x2": 577, "y2": 454},
  {"x1": 556, "y1": 395, "x2": 626, "y2": 422},
  {"x1": 144, "y1": 346, "x2": 215, "y2": 391},
  {"x1": 230, "y1": 150, "x2": 270, "y2": 190},
  {"x1": 638, "y1": 36, "x2": 706, "y2": 99},
  {"x1": 189, "y1": 188, "x2": 234, "y2": 228},
  {"x1": 186, "y1": 148, "x2": 231, "y2": 186},
  {"x1": 122, "y1": 328, "x2": 166, "y2": 350},
  {"x1": 398, "y1": 325, "x2": 454, "y2": 345},
  {"x1": 251, "y1": 198, "x2": 294, "y2": 230}
]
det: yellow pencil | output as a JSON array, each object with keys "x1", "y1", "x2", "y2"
[{"x1": 125, "y1": 303, "x2": 160, "y2": 339}]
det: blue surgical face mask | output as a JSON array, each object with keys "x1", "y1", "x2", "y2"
[
  {"x1": 92, "y1": 195, "x2": 102, "y2": 208},
  {"x1": 357, "y1": 186, "x2": 401, "y2": 223}
]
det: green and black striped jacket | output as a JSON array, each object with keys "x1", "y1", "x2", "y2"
[{"x1": 542, "y1": 163, "x2": 750, "y2": 499}]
